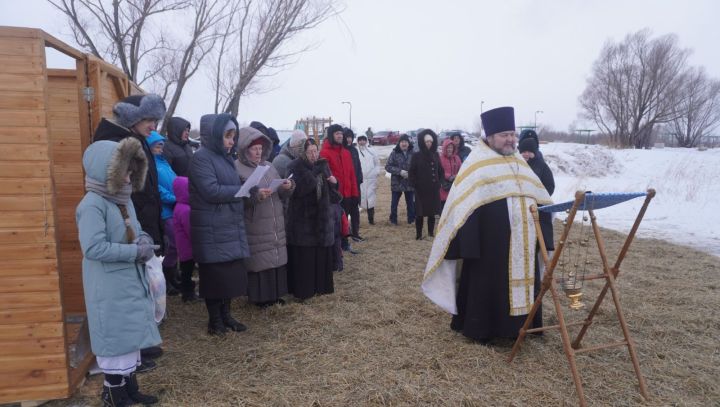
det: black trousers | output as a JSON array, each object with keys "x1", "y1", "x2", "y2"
[
  {"x1": 341, "y1": 196, "x2": 360, "y2": 237},
  {"x1": 415, "y1": 216, "x2": 436, "y2": 237}
]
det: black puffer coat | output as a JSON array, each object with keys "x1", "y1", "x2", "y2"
[
  {"x1": 409, "y1": 129, "x2": 444, "y2": 217},
  {"x1": 519, "y1": 129, "x2": 555, "y2": 250},
  {"x1": 92, "y1": 118, "x2": 164, "y2": 250},
  {"x1": 188, "y1": 114, "x2": 250, "y2": 263},
  {"x1": 163, "y1": 117, "x2": 193, "y2": 176},
  {"x1": 286, "y1": 157, "x2": 338, "y2": 248}
]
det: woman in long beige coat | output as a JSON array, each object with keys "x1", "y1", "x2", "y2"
[{"x1": 235, "y1": 127, "x2": 294, "y2": 306}]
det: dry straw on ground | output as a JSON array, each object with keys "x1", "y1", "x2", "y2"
[{"x1": 55, "y1": 173, "x2": 719, "y2": 406}]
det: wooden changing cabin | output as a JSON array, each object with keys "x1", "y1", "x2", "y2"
[{"x1": 0, "y1": 26, "x2": 142, "y2": 405}]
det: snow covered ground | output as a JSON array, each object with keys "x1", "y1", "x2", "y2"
[{"x1": 373, "y1": 142, "x2": 720, "y2": 257}]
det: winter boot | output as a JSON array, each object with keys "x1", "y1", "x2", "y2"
[
  {"x1": 101, "y1": 375, "x2": 131, "y2": 407},
  {"x1": 179, "y1": 260, "x2": 199, "y2": 303},
  {"x1": 125, "y1": 372, "x2": 159, "y2": 405},
  {"x1": 220, "y1": 299, "x2": 247, "y2": 332},
  {"x1": 415, "y1": 217, "x2": 424, "y2": 240},
  {"x1": 205, "y1": 299, "x2": 227, "y2": 336},
  {"x1": 367, "y1": 208, "x2": 375, "y2": 225},
  {"x1": 428, "y1": 216, "x2": 436, "y2": 237}
]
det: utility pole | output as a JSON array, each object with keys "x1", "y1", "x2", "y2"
[{"x1": 342, "y1": 101, "x2": 352, "y2": 131}]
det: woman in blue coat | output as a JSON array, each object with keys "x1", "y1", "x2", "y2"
[
  {"x1": 147, "y1": 131, "x2": 182, "y2": 295},
  {"x1": 189, "y1": 113, "x2": 251, "y2": 335},
  {"x1": 76, "y1": 137, "x2": 161, "y2": 406}
]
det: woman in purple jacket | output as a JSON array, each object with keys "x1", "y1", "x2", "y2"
[{"x1": 172, "y1": 176, "x2": 199, "y2": 302}]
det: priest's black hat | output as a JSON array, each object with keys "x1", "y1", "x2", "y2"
[{"x1": 481, "y1": 106, "x2": 515, "y2": 137}]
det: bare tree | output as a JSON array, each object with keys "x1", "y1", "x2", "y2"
[
  {"x1": 579, "y1": 29, "x2": 690, "y2": 148},
  {"x1": 155, "y1": 0, "x2": 229, "y2": 131},
  {"x1": 47, "y1": 0, "x2": 190, "y2": 84},
  {"x1": 668, "y1": 67, "x2": 720, "y2": 147},
  {"x1": 47, "y1": 0, "x2": 231, "y2": 129},
  {"x1": 210, "y1": 0, "x2": 341, "y2": 116}
]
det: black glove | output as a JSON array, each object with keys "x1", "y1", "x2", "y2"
[{"x1": 136, "y1": 244, "x2": 160, "y2": 263}]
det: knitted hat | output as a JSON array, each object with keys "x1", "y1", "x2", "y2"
[
  {"x1": 113, "y1": 94, "x2": 166, "y2": 129},
  {"x1": 481, "y1": 106, "x2": 515, "y2": 137},
  {"x1": 518, "y1": 137, "x2": 538, "y2": 153},
  {"x1": 249, "y1": 137, "x2": 265, "y2": 148}
]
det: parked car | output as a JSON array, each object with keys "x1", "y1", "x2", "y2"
[
  {"x1": 371, "y1": 131, "x2": 400, "y2": 146},
  {"x1": 438, "y1": 130, "x2": 472, "y2": 144}
]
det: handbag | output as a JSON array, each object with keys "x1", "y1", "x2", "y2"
[{"x1": 144, "y1": 255, "x2": 166, "y2": 323}]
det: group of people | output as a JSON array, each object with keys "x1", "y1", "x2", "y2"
[
  {"x1": 384, "y1": 130, "x2": 473, "y2": 240},
  {"x1": 77, "y1": 93, "x2": 395, "y2": 406},
  {"x1": 76, "y1": 92, "x2": 555, "y2": 406}
]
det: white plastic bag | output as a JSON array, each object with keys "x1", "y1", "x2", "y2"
[{"x1": 144, "y1": 255, "x2": 166, "y2": 323}]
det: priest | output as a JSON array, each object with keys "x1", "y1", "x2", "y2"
[{"x1": 421, "y1": 106, "x2": 552, "y2": 343}]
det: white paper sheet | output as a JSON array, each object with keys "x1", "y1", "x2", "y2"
[
  {"x1": 269, "y1": 179, "x2": 286, "y2": 193},
  {"x1": 235, "y1": 165, "x2": 271, "y2": 197}
]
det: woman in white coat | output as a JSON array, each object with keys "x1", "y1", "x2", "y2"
[{"x1": 356, "y1": 135, "x2": 380, "y2": 225}]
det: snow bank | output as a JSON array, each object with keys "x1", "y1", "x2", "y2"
[
  {"x1": 373, "y1": 140, "x2": 718, "y2": 257},
  {"x1": 543, "y1": 143, "x2": 720, "y2": 258}
]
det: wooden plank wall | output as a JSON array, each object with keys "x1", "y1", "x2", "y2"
[
  {"x1": 47, "y1": 69, "x2": 85, "y2": 314},
  {"x1": 0, "y1": 29, "x2": 69, "y2": 403}
]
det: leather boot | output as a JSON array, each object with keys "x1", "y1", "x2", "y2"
[
  {"x1": 125, "y1": 372, "x2": 159, "y2": 405},
  {"x1": 428, "y1": 216, "x2": 436, "y2": 237},
  {"x1": 206, "y1": 299, "x2": 227, "y2": 336},
  {"x1": 220, "y1": 299, "x2": 247, "y2": 332},
  {"x1": 367, "y1": 208, "x2": 375, "y2": 225},
  {"x1": 101, "y1": 383, "x2": 132, "y2": 407},
  {"x1": 179, "y1": 260, "x2": 199, "y2": 302},
  {"x1": 415, "y1": 217, "x2": 424, "y2": 240}
]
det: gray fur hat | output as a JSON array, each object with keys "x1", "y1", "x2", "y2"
[{"x1": 113, "y1": 94, "x2": 166, "y2": 129}]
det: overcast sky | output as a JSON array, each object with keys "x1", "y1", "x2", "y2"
[{"x1": 2, "y1": 0, "x2": 719, "y2": 133}]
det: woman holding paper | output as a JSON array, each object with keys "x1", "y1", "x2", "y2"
[
  {"x1": 235, "y1": 127, "x2": 294, "y2": 307},
  {"x1": 189, "y1": 113, "x2": 250, "y2": 335}
]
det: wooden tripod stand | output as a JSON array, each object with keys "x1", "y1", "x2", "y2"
[{"x1": 507, "y1": 189, "x2": 655, "y2": 406}]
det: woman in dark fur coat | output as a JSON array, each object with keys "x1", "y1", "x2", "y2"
[
  {"x1": 409, "y1": 129, "x2": 444, "y2": 240},
  {"x1": 285, "y1": 139, "x2": 340, "y2": 300}
]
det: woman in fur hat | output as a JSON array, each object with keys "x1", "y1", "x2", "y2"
[
  {"x1": 286, "y1": 139, "x2": 340, "y2": 299},
  {"x1": 76, "y1": 138, "x2": 161, "y2": 406},
  {"x1": 235, "y1": 127, "x2": 294, "y2": 306}
]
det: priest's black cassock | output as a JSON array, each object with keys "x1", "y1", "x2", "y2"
[{"x1": 444, "y1": 198, "x2": 543, "y2": 341}]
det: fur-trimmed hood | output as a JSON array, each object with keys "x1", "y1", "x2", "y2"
[
  {"x1": 342, "y1": 127, "x2": 355, "y2": 147},
  {"x1": 417, "y1": 129, "x2": 439, "y2": 154},
  {"x1": 326, "y1": 124, "x2": 344, "y2": 146},
  {"x1": 83, "y1": 138, "x2": 148, "y2": 194},
  {"x1": 236, "y1": 127, "x2": 272, "y2": 167}
]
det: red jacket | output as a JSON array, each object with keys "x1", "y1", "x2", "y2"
[{"x1": 320, "y1": 139, "x2": 359, "y2": 199}]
